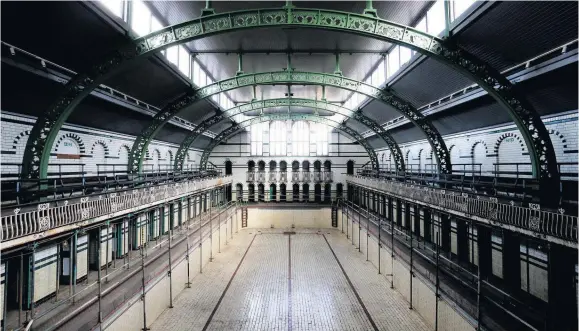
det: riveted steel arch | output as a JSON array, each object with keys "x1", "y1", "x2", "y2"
[
  {"x1": 198, "y1": 114, "x2": 378, "y2": 170},
  {"x1": 174, "y1": 97, "x2": 405, "y2": 172},
  {"x1": 22, "y1": 5, "x2": 558, "y2": 199},
  {"x1": 128, "y1": 70, "x2": 444, "y2": 174}
]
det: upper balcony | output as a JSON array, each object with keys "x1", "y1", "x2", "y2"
[{"x1": 1, "y1": 174, "x2": 233, "y2": 249}]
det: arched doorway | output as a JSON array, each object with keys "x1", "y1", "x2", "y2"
[
  {"x1": 258, "y1": 184, "x2": 265, "y2": 202},
  {"x1": 302, "y1": 160, "x2": 310, "y2": 172},
  {"x1": 248, "y1": 160, "x2": 255, "y2": 171},
  {"x1": 280, "y1": 184, "x2": 286, "y2": 201},
  {"x1": 269, "y1": 184, "x2": 277, "y2": 201},
  {"x1": 314, "y1": 183, "x2": 322, "y2": 202},
  {"x1": 314, "y1": 160, "x2": 321, "y2": 171},
  {"x1": 293, "y1": 184, "x2": 300, "y2": 202},
  {"x1": 225, "y1": 160, "x2": 232, "y2": 175},
  {"x1": 324, "y1": 184, "x2": 331, "y2": 202},
  {"x1": 324, "y1": 160, "x2": 331, "y2": 172},
  {"x1": 248, "y1": 184, "x2": 255, "y2": 202},
  {"x1": 258, "y1": 160, "x2": 266, "y2": 171},
  {"x1": 280, "y1": 161, "x2": 287, "y2": 171},
  {"x1": 346, "y1": 160, "x2": 354, "y2": 175},
  {"x1": 292, "y1": 160, "x2": 299, "y2": 171},
  {"x1": 336, "y1": 183, "x2": 343, "y2": 198},
  {"x1": 236, "y1": 183, "x2": 243, "y2": 201},
  {"x1": 303, "y1": 184, "x2": 310, "y2": 202},
  {"x1": 269, "y1": 160, "x2": 277, "y2": 171}
]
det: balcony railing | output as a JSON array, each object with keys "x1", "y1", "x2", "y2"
[
  {"x1": 246, "y1": 171, "x2": 255, "y2": 182},
  {"x1": 323, "y1": 171, "x2": 333, "y2": 182},
  {"x1": 246, "y1": 171, "x2": 333, "y2": 183},
  {"x1": 291, "y1": 171, "x2": 300, "y2": 183},
  {"x1": 256, "y1": 171, "x2": 266, "y2": 183},
  {"x1": 347, "y1": 175, "x2": 577, "y2": 244},
  {"x1": 1, "y1": 175, "x2": 233, "y2": 245},
  {"x1": 313, "y1": 171, "x2": 322, "y2": 182}
]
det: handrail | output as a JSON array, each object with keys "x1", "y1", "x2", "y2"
[
  {"x1": 1, "y1": 175, "x2": 233, "y2": 243},
  {"x1": 347, "y1": 175, "x2": 577, "y2": 244}
]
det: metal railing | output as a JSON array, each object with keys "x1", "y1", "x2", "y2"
[
  {"x1": 256, "y1": 171, "x2": 266, "y2": 183},
  {"x1": 246, "y1": 171, "x2": 333, "y2": 183},
  {"x1": 1, "y1": 176, "x2": 233, "y2": 243},
  {"x1": 268, "y1": 170, "x2": 278, "y2": 182},
  {"x1": 347, "y1": 175, "x2": 577, "y2": 243}
]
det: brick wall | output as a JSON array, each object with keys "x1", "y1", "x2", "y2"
[{"x1": 0, "y1": 111, "x2": 203, "y2": 176}]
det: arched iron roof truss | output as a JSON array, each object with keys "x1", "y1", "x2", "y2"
[
  {"x1": 197, "y1": 113, "x2": 378, "y2": 169},
  {"x1": 20, "y1": 5, "x2": 559, "y2": 203},
  {"x1": 126, "y1": 71, "x2": 448, "y2": 174},
  {"x1": 174, "y1": 97, "x2": 405, "y2": 172}
]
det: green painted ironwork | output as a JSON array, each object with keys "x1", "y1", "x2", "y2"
[
  {"x1": 174, "y1": 97, "x2": 406, "y2": 172},
  {"x1": 128, "y1": 70, "x2": 447, "y2": 175},
  {"x1": 197, "y1": 114, "x2": 379, "y2": 169},
  {"x1": 21, "y1": 5, "x2": 558, "y2": 203}
]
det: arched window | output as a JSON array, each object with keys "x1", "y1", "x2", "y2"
[
  {"x1": 292, "y1": 121, "x2": 309, "y2": 156},
  {"x1": 280, "y1": 184, "x2": 286, "y2": 201},
  {"x1": 292, "y1": 184, "x2": 300, "y2": 202},
  {"x1": 270, "y1": 121, "x2": 287, "y2": 156},
  {"x1": 336, "y1": 183, "x2": 343, "y2": 198},
  {"x1": 346, "y1": 160, "x2": 354, "y2": 175},
  {"x1": 311, "y1": 122, "x2": 330, "y2": 155},
  {"x1": 292, "y1": 161, "x2": 300, "y2": 171},
  {"x1": 225, "y1": 160, "x2": 232, "y2": 175},
  {"x1": 250, "y1": 122, "x2": 267, "y2": 155}
]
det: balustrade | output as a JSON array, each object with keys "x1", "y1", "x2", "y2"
[
  {"x1": 302, "y1": 171, "x2": 311, "y2": 183},
  {"x1": 256, "y1": 171, "x2": 266, "y2": 183},
  {"x1": 291, "y1": 172, "x2": 299, "y2": 183},
  {"x1": 244, "y1": 170, "x2": 332, "y2": 183},
  {"x1": 1, "y1": 175, "x2": 233, "y2": 244},
  {"x1": 246, "y1": 171, "x2": 255, "y2": 182},
  {"x1": 313, "y1": 171, "x2": 322, "y2": 182},
  {"x1": 347, "y1": 175, "x2": 577, "y2": 243}
]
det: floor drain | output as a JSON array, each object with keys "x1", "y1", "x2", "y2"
[{"x1": 283, "y1": 231, "x2": 296, "y2": 235}]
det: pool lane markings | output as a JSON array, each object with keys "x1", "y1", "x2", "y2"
[{"x1": 201, "y1": 234, "x2": 257, "y2": 331}]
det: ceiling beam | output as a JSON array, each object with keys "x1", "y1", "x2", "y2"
[
  {"x1": 21, "y1": 4, "x2": 559, "y2": 205},
  {"x1": 126, "y1": 71, "x2": 448, "y2": 176},
  {"x1": 174, "y1": 98, "x2": 406, "y2": 172}
]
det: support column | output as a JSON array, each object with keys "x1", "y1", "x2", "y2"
[
  {"x1": 395, "y1": 199, "x2": 402, "y2": 227},
  {"x1": 422, "y1": 208, "x2": 432, "y2": 243},
  {"x1": 547, "y1": 243, "x2": 578, "y2": 330},
  {"x1": 404, "y1": 202, "x2": 411, "y2": 230},
  {"x1": 477, "y1": 225, "x2": 492, "y2": 279},
  {"x1": 440, "y1": 213, "x2": 451, "y2": 254},
  {"x1": 457, "y1": 219, "x2": 469, "y2": 264},
  {"x1": 502, "y1": 231, "x2": 521, "y2": 292},
  {"x1": 412, "y1": 205, "x2": 420, "y2": 238}
]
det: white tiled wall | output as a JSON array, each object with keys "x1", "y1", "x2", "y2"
[
  {"x1": 376, "y1": 110, "x2": 578, "y2": 179},
  {"x1": 1, "y1": 111, "x2": 203, "y2": 176},
  {"x1": 209, "y1": 130, "x2": 371, "y2": 196}
]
